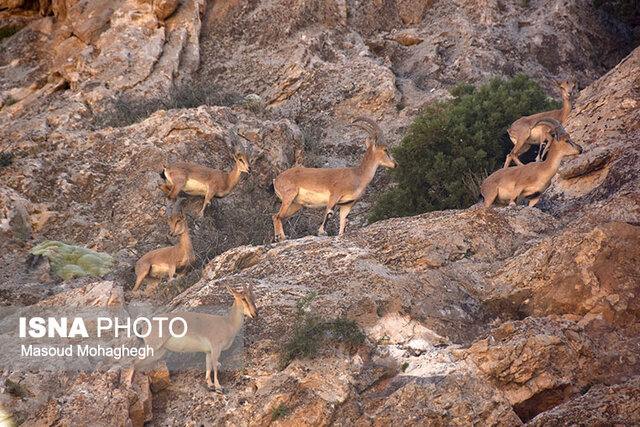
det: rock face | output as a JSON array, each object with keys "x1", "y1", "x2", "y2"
[{"x1": 0, "y1": 0, "x2": 639, "y2": 425}]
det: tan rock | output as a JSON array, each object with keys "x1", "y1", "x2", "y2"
[{"x1": 153, "y1": 0, "x2": 179, "y2": 20}]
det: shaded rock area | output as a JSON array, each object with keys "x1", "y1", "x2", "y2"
[{"x1": 0, "y1": 0, "x2": 639, "y2": 425}]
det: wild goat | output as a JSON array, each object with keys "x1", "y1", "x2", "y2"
[
  {"x1": 271, "y1": 117, "x2": 397, "y2": 241},
  {"x1": 481, "y1": 118, "x2": 582, "y2": 207},
  {"x1": 124, "y1": 285, "x2": 258, "y2": 393},
  {"x1": 159, "y1": 131, "x2": 252, "y2": 217},
  {"x1": 132, "y1": 198, "x2": 195, "y2": 291},
  {"x1": 504, "y1": 75, "x2": 576, "y2": 168}
]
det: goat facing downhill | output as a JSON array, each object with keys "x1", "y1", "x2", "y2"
[
  {"x1": 482, "y1": 118, "x2": 583, "y2": 208},
  {"x1": 271, "y1": 117, "x2": 397, "y2": 241},
  {"x1": 132, "y1": 198, "x2": 195, "y2": 292},
  {"x1": 124, "y1": 284, "x2": 258, "y2": 394},
  {"x1": 504, "y1": 75, "x2": 576, "y2": 168},
  {"x1": 159, "y1": 132, "x2": 252, "y2": 217}
]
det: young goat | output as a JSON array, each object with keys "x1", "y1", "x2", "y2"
[
  {"x1": 124, "y1": 284, "x2": 258, "y2": 393},
  {"x1": 133, "y1": 198, "x2": 195, "y2": 291},
  {"x1": 159, "y1": 132, "x2": 252, "y2": 217},
  {"x1": 481, "y1": 118, "x2": 582, "y2": 207},
  {"x1": 504, "y1": 75, "x2": 576, "y2": 168},
  {"x1": 271, "y1": 117, "x2": 397, "y2": 241}
]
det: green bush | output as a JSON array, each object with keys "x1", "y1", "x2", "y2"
[
  {"x1": 278, "y1": 292, "x2": 365, "y2": 370},
  {"x1": 369, "y1": 74, "x2": 561, "y2": 222}
]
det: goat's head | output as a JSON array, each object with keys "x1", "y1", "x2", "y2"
[
  {"x1": 350, "y1": 117, "x2": 397, "y2": 169},
  {"x1": 166, "y1": 197, "x2": 187, "y2": 236},
  {"x1": 548, "y1": 74, "x2": 577, "y2": 98},
  {"x1": 534, "y1": 117, "x2": 583, "y2": 156},
  {"x1": 226, "y1": 284, "x2": 258, "y2": 318},
  {"x1": 232, "y1": 130, "x2": 252, "y2": 174}
]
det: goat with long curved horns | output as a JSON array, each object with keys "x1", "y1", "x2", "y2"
[
  {"x1": 482, "y1": 118, "x2": 583, "y2": 207},
  {"x1": 271, "y1": 117, "x2": 397, "y2": 241},
  {"x1": 159, "y1": 130, "x2": 252, "y2": 217}
]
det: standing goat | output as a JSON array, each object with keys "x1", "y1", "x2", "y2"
[
  {"x1": 124, "y1": 284, "x2": 258, "y2": 393},
  {"x1": 271, "y1": 117, "x2": 397, "y2": 241},
  {"x1": 133, "y1": 198, "x2": 195, "y2": 291},
  {"x1": 504, "y1": 75, "x2": 576, "y2": 168},
  {"x1": 481, "y1": 118, "x2": 582, "y2": 207},
  {"x1": 159, "y1": 132, "x2": 252, "y2": 217}
]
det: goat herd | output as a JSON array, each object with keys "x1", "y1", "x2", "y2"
[{"x1": 125, "y1": 75, "x2": 582, "y2": 392}]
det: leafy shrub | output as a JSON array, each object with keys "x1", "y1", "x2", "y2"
[
  {"x1": 369, "y1": 74, "x2": 561, "y2": 222},
  {"x1": 278, "y1": 292, "x2": 365, "y2": 370},
  {"x1": 271, "y1": 404, "x2": 287, "y2": 421},
  {"x1": 91, "y1": 82, "x2": 242, "y2": 129}
]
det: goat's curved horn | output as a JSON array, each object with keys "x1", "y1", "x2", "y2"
[
  {"x1": 174, "y1": 197, "x2": 186, "y2": 214},
  {"x1": 166, "y1": 202, "x2": 174, "y2": 218},
  {"x1": 349, "y1": 120, "x2": 378, "y2": 148},
  {"x1": 225, "y1": 284, "x2": 236, "y2": 295},
  {"x1": 352, "y1": 117, "x2": 383, "y2": 145},
  {"x1": 533, "y1": 117, "x2": 566, "y2": 137}
]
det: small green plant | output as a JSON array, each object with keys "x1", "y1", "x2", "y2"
[
  {"x1": 278, "y1": 292, "x2": 366, "y2": 370},
  {"x1": 369, "y1": 74, "x2": 561, "y2": 222},
  {"x1": 396, "y1": 103, "x2": 406, "y2": 111},
  {"x1": 271, "y1": 404, "x2": 287, "y2": 421},
  {"x1": 0, "y1": 25, "x2": 22, "y2": 41},
  {"x1": 401, "y1": 362, "x2": 409, "y2": 372},
  {"x1": 4, "y1": 96, "x2": 18, "y2": 107}
]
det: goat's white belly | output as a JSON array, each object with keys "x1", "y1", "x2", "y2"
[
  {"x1": 182, "y1": 179, "x2": 208, "y2": 196},
  {"x1": 163, "y1": 335, "x2": 210, "y2": 353},
  {"x1": 295, "y1": 188, "x2": 330, "y2": 208},
  {"x1": 149, "y1": 264, "x2": 171, "y2": 277}
]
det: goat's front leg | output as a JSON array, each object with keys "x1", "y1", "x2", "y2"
[
  {"x1": 205, "y1": 352, "x2": 214, "y2": 389},
  {"x1": 338, "y1": 202, "x2": 355, "y2": 235},
  {"x1": 206, "y1": 348, "x2": 223, "y2": 394}
]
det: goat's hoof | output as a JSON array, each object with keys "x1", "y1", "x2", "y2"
[
  {"x1": 208, "y1": 385, "x2": 224, "y2": 394},
  {"x1": 318, "y1": 231, "x2": 328, "y2": 237}
]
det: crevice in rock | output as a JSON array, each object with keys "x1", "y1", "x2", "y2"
[{"x1": 513, "y1": 384, "x2": 572, "y2": 423}]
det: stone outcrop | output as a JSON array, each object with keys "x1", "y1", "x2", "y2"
[{"x1": 0, "y1": 0, "x2": 638, "y2": 425}]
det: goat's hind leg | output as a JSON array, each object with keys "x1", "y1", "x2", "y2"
[{"x1": 318, "y1": 195, "x2": 340, "y2": 236}]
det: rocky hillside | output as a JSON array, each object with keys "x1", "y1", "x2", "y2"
[{"x1": 1, "y1": 0, "x2": 639, "y2": 426}]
